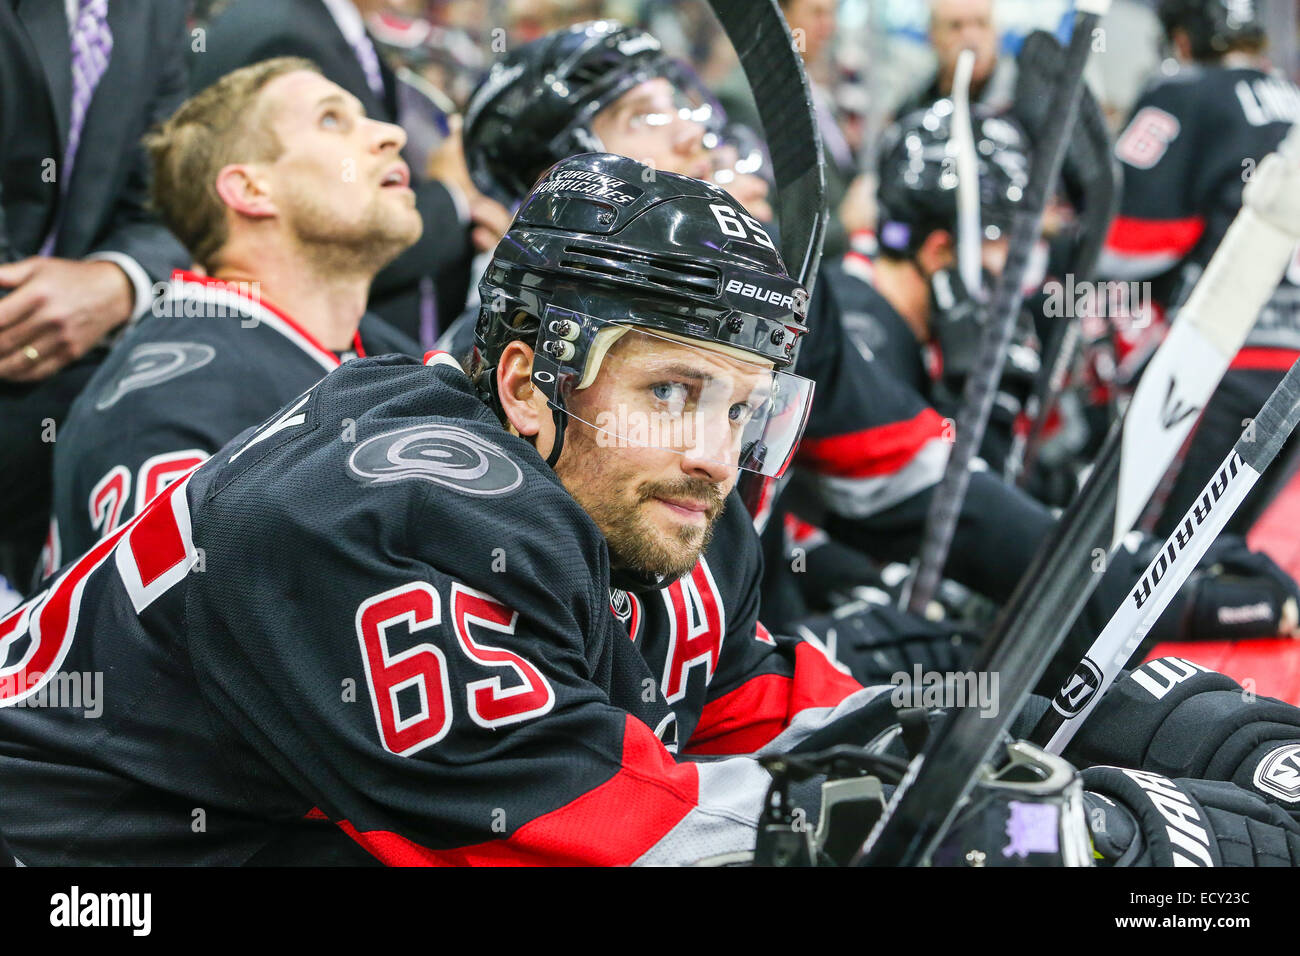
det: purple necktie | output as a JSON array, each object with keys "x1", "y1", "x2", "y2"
[
  {"x1": 41, "y1": 0, "x2": 114, "y2": 256},
  {"x1": 350, "y1": 32, "x2": 385, "y2": 101}
]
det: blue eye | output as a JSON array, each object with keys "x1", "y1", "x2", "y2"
[
  {"x1": 652, "y1": 382, "x2": 685, "y2": 403},
  {"x1": 321, "y1": 110, "x2": 340, "y2": 128}
]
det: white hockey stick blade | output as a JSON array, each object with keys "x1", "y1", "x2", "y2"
[{"x1": 1114, "y1": 123, "x2": 1300, "y2": 545}]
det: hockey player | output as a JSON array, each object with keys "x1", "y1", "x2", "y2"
[
  {"x1": 2, "y1": 155, "x2": 1299, "y2": 866},
  {"x1": 43, "y1": 59, "x2": 421, "y2": 573},
  {"x1": 1100, "y1": 0, "x2": 1300, "y2": 538},
  {"x1": 452, "y1": 23, "x2": 1299, "y2": 677},
  {"x1": 463, "y1": 21, "x2": 771, "y2": 233},
  {"x1": 803, "y1": 103, "x2": 1300, "y2": 669}
]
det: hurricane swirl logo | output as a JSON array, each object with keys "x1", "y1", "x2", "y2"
[
  {"x1": 347, "y1": 424, "x2": 524, "y2": 497},
  {"x1": 95, "y1": 342, "x2": 217, "y2": 410}
]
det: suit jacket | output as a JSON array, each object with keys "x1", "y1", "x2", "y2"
[
  {"x1": 0, "y1": 0, "x2": 189, "y2": 276},
  {"x1": 191, "y1": 0, "x2": 474, "y2": 341},
  {"x1": 0, "y1": 0, "x2": 191, "y2": 588}
]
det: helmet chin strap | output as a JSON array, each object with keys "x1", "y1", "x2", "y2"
[{"x1": 545, "y1": 402, "x2": 568, "y2": 468}]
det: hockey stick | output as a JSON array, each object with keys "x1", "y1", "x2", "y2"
[
  {"x1": 951, "y1": 49, "x2": 983, "y2": 297},
  {"x1": 708, "y1": 0, "x2": 827, "y2": 293},
  {"x1": 709, "y1": 0, "x2": 827, "y2": 521},
  {"x1": 856, "y1": 119, "x2": 1300, "y2": 867},
  {"x1": 1034, "y1": 357, "x2": 1300, "y2": 754},
  {"x1": 906, "y1": 4, "x2": 1109, "y2": 616},
  {"x1": 1006, "y1": 31, "x2": 1121, "y2": 488}
]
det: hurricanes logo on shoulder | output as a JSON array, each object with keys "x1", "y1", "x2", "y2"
[
  {"x1": 348, "y1": 424, "x2": 524, "y2": 497},
  {"x1": 1253, "y1": 743, "x2": 1300, "y2": 803},
  {"x1": 95, "y1": 342, "x2": 216, "y2": 410}
]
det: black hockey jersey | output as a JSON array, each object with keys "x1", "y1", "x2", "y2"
[
  {"x1": 1101, "y1": 65, "x2": 1300, "y2": 361},
  {"x1": 787, "y1": 260, "x2": 1057, "y2": 604},
  {"x1": 0, "y1": 352, "x2": 866, "y2": 865},
  {"x1": 43, "y1": 272, "x2": 419, "y2": 577}
]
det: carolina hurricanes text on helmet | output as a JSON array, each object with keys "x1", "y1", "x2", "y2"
[
  {"x1": 723, "y1": 278, "x2": 798, "y2": 311},
  {"x1": 533, "y1": 169, "x2": 640, "y2": 205}
]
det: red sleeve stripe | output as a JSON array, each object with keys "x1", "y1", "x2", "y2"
[
  {"x1": 683, "y1": 673, "x2": 794, "y2": 755},
  {"x1": 797, "y1": 408, "x2": 948, "y2": 479},
  {"x1": 1104, "y1": 214, "x2": 1205, "y2": 258},
  {"x1": 323, "y1": 716, "x2": 700, "y2": 866},
  {"x1": 685, "y1": 641, "x2": 863, "y2": 756},
  {"x1": 1230, "y1": 347, "x2": 1300, "y2": 372}
]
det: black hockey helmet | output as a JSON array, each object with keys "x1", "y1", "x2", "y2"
[
  {"x1": 1157, "y1": 0, "x2": 1266, "y2": 59},
  {"x1": 475, "y1": 152, "x2": 813, "y2": 478},
  {"x1": 464, "y1": 20, "x2": 718, "y2": 204},
  {"x1": 875, "y1": 101, "x2": 1031, "y2": 259}
]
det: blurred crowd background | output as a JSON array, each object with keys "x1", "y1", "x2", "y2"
[{"x1": 187, "y1": 0, "x2": 1300, "y2": 259}]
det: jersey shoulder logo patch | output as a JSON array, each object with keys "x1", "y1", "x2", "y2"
[
  {"x1": 95, "y1": 342, "x2": 217, "y2": 410},
  {"x1": 348, "y1": 423, "x2": 525, "y2": 497}
]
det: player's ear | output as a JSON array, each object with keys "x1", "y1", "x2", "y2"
[
  {"x1": 215, "y1": 163, "x2": 277, "y2": 220},
  {"x1": 496, "y1": 340, "x2": 549, "y2": 440},
  {"x1": 916, "y1": 229, "x2": 955, "y2": 276}
]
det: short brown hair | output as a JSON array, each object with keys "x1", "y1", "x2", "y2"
[{"x1": 145, "y1": 57, "x2": 318, "y2": 269}]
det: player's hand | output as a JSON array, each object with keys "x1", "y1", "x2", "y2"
[
  {"x1": 0, "y1": 257, "x2": 133, "y2": 382},
  {"x1": 469, "y1": 194, "x2": 512, "y2": 253},
  {"x1": 425, "y1": 114, "x2": 475, "y2": 196},
  {"x1": 722, "y1": 172, "x2": 772, "y2": 222},
  {"x1": 838, "y1": 172, "x2": 877, "y2": 236}
]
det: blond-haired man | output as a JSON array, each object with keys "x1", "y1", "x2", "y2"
[{"x1": 46, "y1": 58, "x2": 422, "y2": 568}]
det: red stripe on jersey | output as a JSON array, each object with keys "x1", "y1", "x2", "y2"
[
  {"x1": 684, "y1": 640, "x2": 862, "y2": 755},
  {"x1": 797, "y1": 408, "x2": 948, "y2": 479},
  {"x1": 1103, "y1": 215, "x2": 1205, "y2": 258},
  {"x1": 171, "y1": 270, "x2": 359, "y2": 366},
  {"x1": 1230, "y1": 347, "x2": 1300, "y2": 372},
  {"x1": 328, "y1": 716, "x2": 700, "y2": 865}
]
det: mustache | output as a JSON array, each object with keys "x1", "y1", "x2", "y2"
[{"x1": 639, "y1": 477, "x2": 727, "y2": 520}]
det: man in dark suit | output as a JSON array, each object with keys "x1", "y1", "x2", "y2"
[
  {"x1": 191, "y1": 0, "x2": 509, "y2": 345},
  {"x1": 0, "y1": 0, "x2": 191, "y2": 588}
]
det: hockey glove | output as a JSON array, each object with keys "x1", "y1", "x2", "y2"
[
  {"x1": 1082, "y1": 766, "x2": 1300, "y2": 866},
  {"x1": 1066, "y1": 657, "x2": 1300, "y2": 818}
]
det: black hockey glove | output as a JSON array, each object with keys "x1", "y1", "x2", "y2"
[
  {"x1": 793, "y1": 598, "x2": 979, "y2": 687},
  {"x1": 929, "y1": 267, "x2": 1042, "y2": 471},
  {"x1": 1143, "y1": 533, "x2": 1300, "y2": 645},
  {"x1": 1066, "y1": 657, "x2": 1300, "y2": 819},
  {"x1": 1082, "y1": 766, "x2": 1300, "y2": 866}
]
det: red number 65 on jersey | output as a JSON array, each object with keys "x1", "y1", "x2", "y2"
[{"x1": 355, "y1": 581, "x2": 556, "y2": 756}]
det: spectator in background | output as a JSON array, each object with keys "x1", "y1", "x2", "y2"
[
  {"x1": 893, "y1": 0, "x2": 1016, "y2": 118},
  {"x1": 0, "y1": 0, "x2": 191, "y2": 591},
  {"x1": 715, "y1": 0, "x2": 872, "y2": 260},
  {"x1": 191, "y1": 0, "x2": 512, "y2": 348},
  {"x1": 780, "y1": 0, "x2": 874, "y2": 260}
]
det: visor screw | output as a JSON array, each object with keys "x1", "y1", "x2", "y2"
[
  {"x1": 548, "y1": 319, "x2": 579, "y2": 341},
  {"x1": 597, "y1": 209, "x2": 615, "y2": 224},
  {"x1": 542, "y1": 340, "x2": 576, "y2": 362},
  {"x1": 726, "y1": 316, "x2": 745, "y2": 334},
  {"x1": 769, "y1": 328, "x2": 785, "y2": 345}
]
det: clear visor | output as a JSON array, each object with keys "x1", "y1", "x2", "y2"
[{"x1": 541, "y1": 313, "x2": 814, "y2": 479}]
